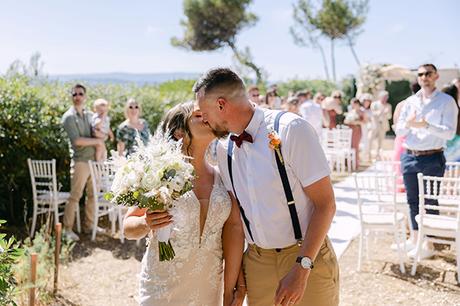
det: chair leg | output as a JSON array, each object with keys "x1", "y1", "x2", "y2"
[
  {"x1": 111, "y1": 209, "x2": 116, "y2": 235},
  {"x1": 365, "y1": 230, "x2": 370, "y2": 260},
  {"x1": 30, "y1": 204, "x2": 38, "y2": 237},
  {"x1": 456, "y1": 235, "x2": 460, "y2": 284},
  {"x1": 92, "y1": 204, "x2": 98, "y2": 241},
  {"x1": 357, "y1": 232, "x2": 363, "y2": 271},
  {"x1": 411, "y1": 229, "x2": 424, "y2": 276},
  {"x1": 54, "y1": 201, "x2": 59, "y2": 226},
  {"x1": 75, "y1": 204, "x2": 81, "y2": 233},
  {"x1": 118, "y1": 207, "x2": 124, "y2": 244},
  {"x1": 394, "y1": 224, "x2": 406, "y2": 273}
]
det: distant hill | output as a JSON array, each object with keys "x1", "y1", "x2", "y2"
[{"x1": 49, "y1": 72, "x2": 200, "y2": 85}]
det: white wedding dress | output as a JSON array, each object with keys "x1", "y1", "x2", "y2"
[{"x1": 139, "y1": 172, "x2": 232, "y2": 306}]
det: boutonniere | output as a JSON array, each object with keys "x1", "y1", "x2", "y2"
[{"x1": 268, "y1": 129, "x2": 283, "y2": 164}]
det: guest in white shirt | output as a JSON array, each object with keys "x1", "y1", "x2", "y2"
[
  {"x1": 395, "y1": 63, "x2": 458, "y2": 259},
  {"x1": 359, "y1": 93, "x2": 373, "y2": 158},
  {"x1": 195, "y1": 68, "x2": 339, "y2": 306},
  {"x1": 369, "y1": 90, "x2": 392, "y2": 159},
  {"x1": 298, "y1": 91, "x2": 323, "y2": 138}
]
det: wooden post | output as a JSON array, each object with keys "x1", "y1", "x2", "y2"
[
  {"x1": 54, "y1": 222, "x2": 62, "y2": 294},
  {"x1": 29, "y1": 253, "x2": 37, "y2": 306}
]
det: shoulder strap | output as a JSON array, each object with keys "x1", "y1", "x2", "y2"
[
  {"x1": 227, "y1": 139, "x2": 254, "y2": 241},
  {"x1": 274, "y1": 112, "x2": 303, "y2": 242}
]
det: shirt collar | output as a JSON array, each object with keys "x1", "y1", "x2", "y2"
[
  {"x1": 415, "y1": 88, "x2": 440, "y2": 100},
  {"x1": 242, "y1": 106, "x2": 264, "y2": 141}
]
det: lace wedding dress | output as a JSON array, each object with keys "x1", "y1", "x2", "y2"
[{"x1": 139, "y1": 172, "x2": 232, "y2": 306}]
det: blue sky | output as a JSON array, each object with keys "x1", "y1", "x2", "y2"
[{"x1": 0, "y1": 0, "x2": 458, "y2": 81}]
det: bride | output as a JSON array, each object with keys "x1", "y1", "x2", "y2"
[{"x1": 123, "y1": 101, "x2": 246, "y2": 306}]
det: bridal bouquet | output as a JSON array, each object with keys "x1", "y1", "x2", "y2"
[{"x1": 105, "y1": 133, "x2": 195, "y2": 261}]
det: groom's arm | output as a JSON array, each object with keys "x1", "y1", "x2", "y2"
[
  {"x1": 274, "y1": 176, "x2": 336, "y2": 305},
  {"x1": 274, "y1": 116, "x2": 335, "y2": 305}
]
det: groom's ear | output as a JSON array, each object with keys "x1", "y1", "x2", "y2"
[{"x1": 216, "y1": 98, "x2": 226, "y2": 111}]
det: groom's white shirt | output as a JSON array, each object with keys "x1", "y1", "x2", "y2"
[{"x1": 216, "y1": 107, "x2": 330, "y2": 249}]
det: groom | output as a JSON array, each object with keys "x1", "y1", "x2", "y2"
[{"x1": 195, "y1": 68, "x2": 339, "y2": 306}]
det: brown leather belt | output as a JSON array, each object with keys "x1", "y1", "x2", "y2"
[{"x1": 406, "y1": 148, "x2": 443, "y2": 156}]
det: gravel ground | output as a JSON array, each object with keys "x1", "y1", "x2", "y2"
[{"x1": 52, "y1": 230, "x2": 459, "y2": 306}]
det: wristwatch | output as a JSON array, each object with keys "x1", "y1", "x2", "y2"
[{"x1": 296, "y1": 256, "x2": 314, "y2": 270}]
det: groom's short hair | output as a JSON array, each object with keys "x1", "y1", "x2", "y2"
[{"x1": 193, "y1": 68, "x2": 246, "y2": 100}]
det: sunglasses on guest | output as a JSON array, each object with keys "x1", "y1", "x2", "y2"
[
  {"x1": 417, "y1": 71, "x2": 434, "y2": 78},
  {"x1": 72, "y1": 92, "x2": 84, "y2": 97},
  {"x1": 129, "y1": 105, "x2": 139, "y2": 109},
  {"x1": 333, "y1": 96, "x2": 341, "y2": 99}
]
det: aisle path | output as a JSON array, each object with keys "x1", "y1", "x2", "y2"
[{"x1": 328, "y1": 173, "x2": 362, "y2": 259}]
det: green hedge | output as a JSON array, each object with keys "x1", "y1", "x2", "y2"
[{"x1": 0, "y1": 76, "x2": 195, "y2": 226}]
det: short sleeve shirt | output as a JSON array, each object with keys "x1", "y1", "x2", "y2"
[
  {"x1": 216, "y1": 107, "x2": 331, "y2": 248},
  {"x1": 61, "y1": 107, "x2": 96, "y2": 162}
]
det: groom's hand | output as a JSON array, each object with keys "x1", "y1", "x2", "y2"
[{"x1": 274, "y1": 265, "x2": 309, "y2": 306}]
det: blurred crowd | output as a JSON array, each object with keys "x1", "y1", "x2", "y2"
[{"x1": 247, "y1": 74, "x2": 460, "y2": 167}]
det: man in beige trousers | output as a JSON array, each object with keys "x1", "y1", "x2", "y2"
[
  {"x1": 61, "y1": 84, "x2": 104, "y2": 241},
  {"x1": 196, "y1": 68, "x2": 339, "y2": 306}
]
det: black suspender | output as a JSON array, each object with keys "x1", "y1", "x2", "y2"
[
  {"x1": 274, "y1": 112, "x2": 303, "y2": 242},
  {"x1": 227, "y1": 139, "x2": 254, "y2": 241},
  {"x1": 226, "y1": 111, "x2": 303, "y2": 244}
]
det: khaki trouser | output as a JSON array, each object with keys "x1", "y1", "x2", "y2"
[
  {"x1": 243, "y1": 237, "x2": 339, "y2": 306},
  {"x1": 64, "y1": 161, "x2": 95, "y2": 230}
]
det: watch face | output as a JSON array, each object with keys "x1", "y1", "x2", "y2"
[{"x1": 301, "y1": 257, "x2": 312, "y2": 269}]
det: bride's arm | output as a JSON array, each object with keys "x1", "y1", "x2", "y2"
[
  {"x1": 123, "y1": 207, "x2": 172, "y2": 240},
  {"x1": 222, "y1": 194, "x2": 245, "y2": 306}
]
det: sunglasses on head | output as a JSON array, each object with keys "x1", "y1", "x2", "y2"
[
  {"x1": 417, "y1": 71, "x2": 434, "y2": 78},
  {"x1": 72, "y1": 92, "x2": 84, "y2": 97},
  {"x1": 129, "y1": 105, "x2": 139, "y2": 109}
]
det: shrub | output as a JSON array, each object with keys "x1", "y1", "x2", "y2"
[
  {"x1": 0, "y1": 76, "x2": 194, "y2": 226},
  {"x1": 0, "y1": 220, "x2": 23, "y2": 306},
  {"x1": 276, "y1": 79, "x2": 336, "y2": 97}
]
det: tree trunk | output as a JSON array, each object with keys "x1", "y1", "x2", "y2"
[
  {"x1": 330, "y1": 39, "x2": 336, "y2": 83},
  {"x1": 317, "y1": 43, "x2": 330, "y2": 81},
  {"x1": 227, "y1": 41, "x2": 263, "y2": 85},
  {"x1": 347, "y1": 35, "x2": 361, "y2": 66}
]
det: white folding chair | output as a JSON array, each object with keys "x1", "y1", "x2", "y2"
[
  {"x1": 322, "y1": 128, "x2": 355, "y2": 173},
  {"x1": 445, "y1": 162, "x2": 460, "y2": 178},
  {"x1": 373, "y1": 160, "x2": 413, "y2": 243},
  {"x1": 88, "y1": 160, "x2": 124, "y2": 242},
  {"x1": 28, "y1": 158, "x2": 80, "y2": 237},
  {"x1": 411, "y1": 174, "x2": 460, "y2": 282},
  {"x1": 353, "y1": 172, "x2": 407, "y2": 273}
]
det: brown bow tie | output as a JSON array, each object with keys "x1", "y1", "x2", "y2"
[{"x1": 230, "y1": 131, "x2": 253, "y2": 148}]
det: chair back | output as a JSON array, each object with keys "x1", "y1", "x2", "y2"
[
  {"x1": 353, "y1": 173, "x2": 398, "y2": 224},
  {"x1": 417, "y1": 173, "x2": 460, "y2": 232},
  {"x1": 445, "y1": 161, "x2": 460, "y2": 179},
  {"x1": 88, "y1": 161, "x2": 115, "y2": 198},
  {"x1": 27, "y1": 159, "x2": 58, "y2": 202}
]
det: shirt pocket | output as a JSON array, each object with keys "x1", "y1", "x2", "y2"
[{"x1": 424, "y1": 107, "x2": 442, "y2": 125}]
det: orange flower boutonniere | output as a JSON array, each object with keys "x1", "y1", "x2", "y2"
[{"x1": 268, "y1": 129, "x2": 283, "y2": 164}]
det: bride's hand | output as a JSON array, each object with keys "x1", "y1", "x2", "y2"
[
  {"x1": 229, "y1": 286, "x2": 246, "y2": 306},
  {"x1": 144, "y1": 210, "x2": 172, "y2": 231}
]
